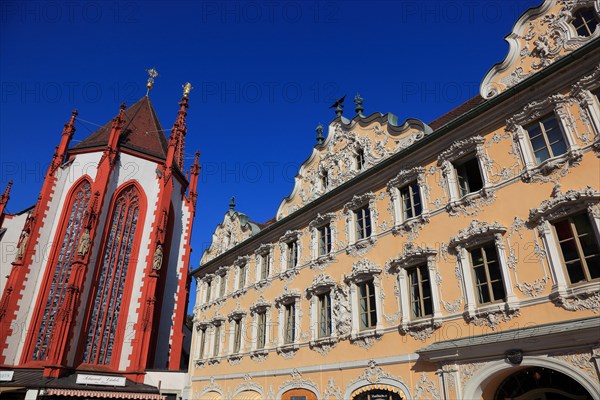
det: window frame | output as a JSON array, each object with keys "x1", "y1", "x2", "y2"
[
  {"x1": 344, "y1": 193, "x2": 378, "y2": 256},
  {"x1": 306, "y1": 274, "x2": 339, "y2": 352},
  {"x1": 529, "y1": 188, "x2": 600, "y2": 308},
  {"x1": 344, "y1": 260, "x2": 383, "y2": 344},
  {"x1": 468, "y1": 242, "x2": 507, "y2": 306},
  {"x1": 388, "y1": 244, "x2": 442, "y2": 339},
  {"x1": 571, "y1": 6, "x2": 600, "y2": 37},
  {"x1": 275, "y1": 289, "x2": 302, "y2": 355},
  {"x1": 507, "y1": 95, "x2": 581, "y2": 181},
  {"x1": 279, "y1": 230, "x2": 302, "y2": 278},
  {"x1": 437, "y1": 136, "x2": 493, "y2": 213},
  {"x1": 309, "y1": 212, "x2": 337, "y2": 267},
  {"x1": 227, "y1": 309, "x2": 246, "y2": 363},
  {"x1": 249, "y1": 297, "x2": 271, "y2": 358},
  {"x1": 571, "y1": 67, "x2": 600, "y2": 154},
  {"x1": 553, "y1": 213, "x2": 600, "y2": 285},
  {"x1": 449, "y1": 221, "x2": 518, "y2": 326},
  {"x1": 388, "y1": 167, "x2": 430, "y2": 235},
  {"x1": 254, "y1": 244, "x2": 273, "y2": 289}
]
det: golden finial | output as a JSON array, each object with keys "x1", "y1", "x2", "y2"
[
  {"x1": 182, "y1": 82, "x2": 193, "y2": 98},
  {"x1": 146, "y1": 67, "x2": 159, "y2": 96}
]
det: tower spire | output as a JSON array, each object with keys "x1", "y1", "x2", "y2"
[
  {"x1": 168, "y1": 83, "x2": 192, "y2": 171},
  {"x1": 51, "y1": 109, "x2": 78, "y2": 173},
  {"x1": 0, "y1": 180, "x2": 12, "y2": 225},
  {"x1": 189, "y1": 150, "x2": 201, "y2": 213}
]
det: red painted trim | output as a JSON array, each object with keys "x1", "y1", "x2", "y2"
[
  {"x1": 0, "y1": 171, "x2": 58, "y2": 364},
  {"x1": 75, "y1": 181, "x2": 147, "y2": 371},
  {"x1": 168, "y1": 200, "x2": 194, "y2": 370},
  {"x1": 20, "y1": 176, "x2": 92, "y2": 365}
]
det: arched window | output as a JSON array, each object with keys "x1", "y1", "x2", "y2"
[
  {"x1": 32, "y1": 180, "x2": 91, "y2": 360},
  {"x1": 82, "y1": 185, "x2": 142, "y2": 365}
]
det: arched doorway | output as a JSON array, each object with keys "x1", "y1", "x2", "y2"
[
  {"x1": 494, "y1": 367, "x2": 593, "y2": 400},
  {"x1": 281, "y1": 388, "x2": 318, "y2": 400},
  {"x1": 351, "y1": 385, "x2": 408, "y2": 400}
]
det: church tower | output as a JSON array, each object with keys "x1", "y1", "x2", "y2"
[{"x1": 0, "y1": 74, "x2": 199, "y2": 388}]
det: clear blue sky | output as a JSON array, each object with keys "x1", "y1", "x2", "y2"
[{"x1": 1, "y1": 0, "x2": 541, "y2": 313}]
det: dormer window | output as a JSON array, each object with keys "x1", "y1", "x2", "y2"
[
  {"x1": 321, "y1": 170, "x2": 329, "y2": 191},
  {"x1": 572, "y1": 7, "x2": 599, "y2": 37},
  {"x1": 355, "y1": 148, "x2": 365, "y2": 171}
]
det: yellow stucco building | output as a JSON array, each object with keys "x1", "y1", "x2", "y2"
[{"x1": 189, "y1": 1, "x2": 600, "y2": 399}]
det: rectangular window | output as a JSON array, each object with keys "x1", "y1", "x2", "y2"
[
  {"x1": 356, "y1": 148, "x2": 365, "y2": 170},
  {"x1": 318, "y1": 292, "x2": 332, "y2": 338},
  {"x1": 321, "y1": 170, "x2": 329, "y2": 190},
  {"x1": 219, "y1": 275, "x2": 226, "y2": 297},
  {"x1": 238, "y1": 264, "x2": 246, "y2": 289},
  {"x1": 318, "y1": 225, "x2": 332, "y2": 256},
  {"x1": 205, "y1": 280, "x2": 212, "y2": 303},
  {"x1": 525, "y1": 114, "x2": 568, "y2": 164},
  {"x1": 256, "y1": 311, "x2": 267, "y2": 350},
  {"x1": 355, "y1": 206, "x2": 372, "y2": 240},
  {"x1": 470, "y1": 243, "x2": 506, "y2": 304},
  {"x1": 553, "y1": 213, "x2": 600, "y2": 285},
  {"x1": 213, "y1": 325, "x2": 221, "y2": 357},
  {"x1": 400, "y1": 181, "x2": 422, "y2": 220},
  {"x1": 260, "y1": 254, "x2": 270, "y2": 281},
  {"x1": 199, "y1": 328, "x2": 206, "y2": 359},
  {"x1": 455, "y1": 156, "x2": 484, "y2": 197},
  {"x1": 287, "y1": 240, "x2": 298, "y2": 270},
  {"x1": 407, "y1": 265, "x2": 433, "y2": 319},
  {"x1": 358, "y1": 280, "x2": 377, "y2": 330},
  {"x1": 284, "y1": 303, "x2": 295, "y2": 344},
  {"x1": 233, "y1": 319, "x2": 242, "y2": 354}
]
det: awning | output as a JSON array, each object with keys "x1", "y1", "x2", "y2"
[
  {"x1": 43, "y1": 388, "x2": 166, "y2": 399},
  {"x1": 351, "y1": 384, "x2": 407, "y2": 399},
  {"x1": 200, "y1": 391, "x2": 223, "y2": 400},
  {"x1": 233, "y1": 390, "x2": 262, "y2": 400}
]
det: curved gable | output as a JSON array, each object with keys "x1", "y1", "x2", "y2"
[
  {"x1": 481, "y1": 0, "x2": 599, "y2": 99},
  {"x1": 200, "y1": 209, "x2": 261, "y2": 264},
  {"x1": 276, "y1": 114, "x2": 431, "y2": 220}
]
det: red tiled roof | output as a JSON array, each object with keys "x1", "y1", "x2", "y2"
[
  {"x1": 428, "y1": 94, "x2": 486, "y2": 131},
  {"x1": 71, "y1": 97, "x2": 169, "y2": 160}
]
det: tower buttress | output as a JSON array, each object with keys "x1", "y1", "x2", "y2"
[
  {"x1": 0, "y1": 180, "x2": 13, "y2": 228},
  {"x1": 0, "y1": 109, "x2": 80, "y2": 364}
]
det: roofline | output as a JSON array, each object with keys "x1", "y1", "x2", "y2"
[{"x1": 191, "y1": 37, "x2": 600, "y2": 276}]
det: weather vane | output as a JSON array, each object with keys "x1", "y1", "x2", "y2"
[
  {"x1": 183, "y1": 82, "x2": 193, "y2": 98},
  {"x1": 146, "y1": 67, "x2": 159, "y2": 96}
]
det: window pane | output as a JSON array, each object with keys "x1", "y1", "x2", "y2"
[{"x1": 566, "y1": 260, "x2": 586, "y2": 284}]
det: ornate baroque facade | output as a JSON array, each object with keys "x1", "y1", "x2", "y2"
[{"x1": 190, "y1": 1, "x2": 600, "y2": 399}]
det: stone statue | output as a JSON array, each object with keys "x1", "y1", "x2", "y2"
[
  {"x1": 77, "y1": 228, "x2": 91, "y2": 256},
  {"x1": 16, "y1": 231, "x2": 29, "y2": 261},
  {"x1": 153, "y1": 244, "x2": 163, "y2": 271}
]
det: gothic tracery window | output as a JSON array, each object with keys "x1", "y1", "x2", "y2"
[
  {"x1": 82, "y1": 185, "x2": 142, "y2": 365},
  {"x1": 32, "y1": 180, "x2": 91, "y2": 360}
]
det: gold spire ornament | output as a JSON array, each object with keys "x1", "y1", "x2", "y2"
[
  {"x1": 182, "y1": 82, "x2": 193, "y2": 97},
  {"x1": 146, "y1": 68, "x2": 159, "y2": 96}
]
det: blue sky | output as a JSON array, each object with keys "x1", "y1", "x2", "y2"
[{"x1": 1, "y1": 0, "x2": 541, "y2": 313}]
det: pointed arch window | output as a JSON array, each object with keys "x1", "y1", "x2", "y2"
[
  {"x1": 32, "y1": 180, "x2": 91, "y2": 360},
  {"x1": 82, "y1": 185, "x2": 142, "y2": 365}
]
